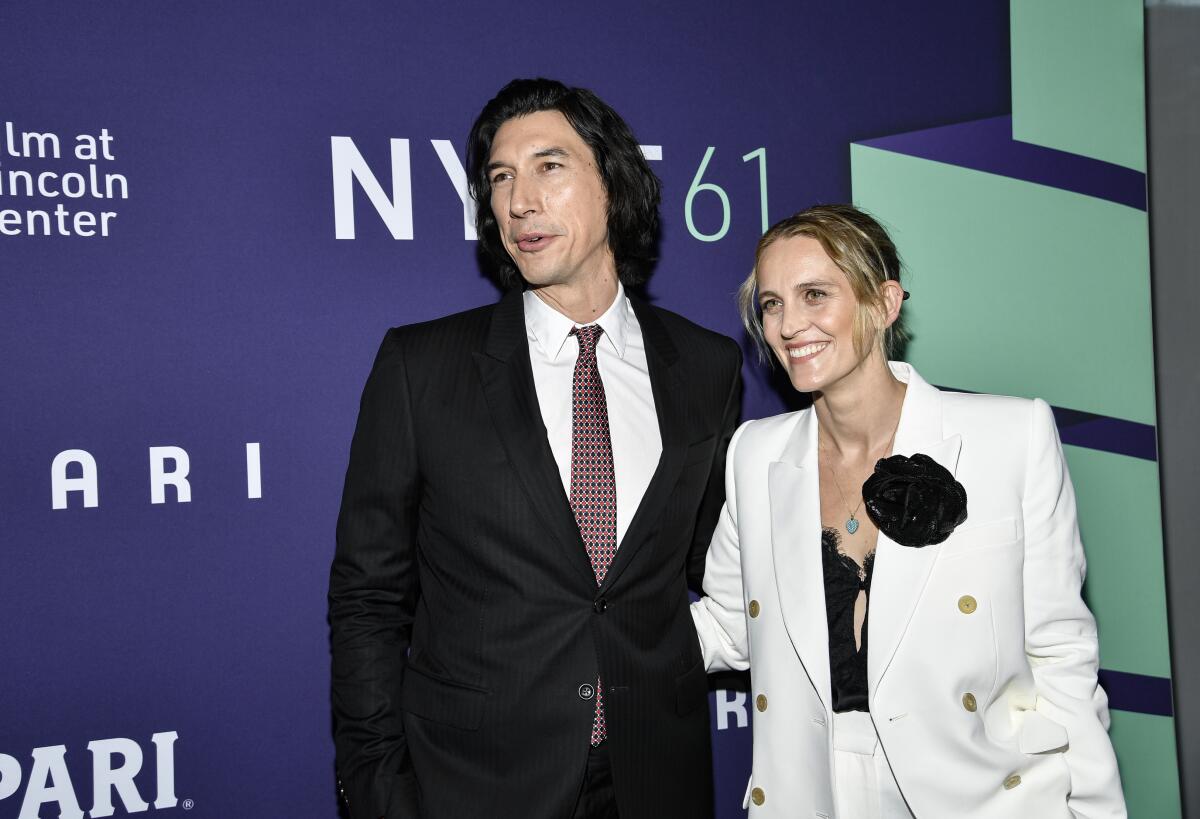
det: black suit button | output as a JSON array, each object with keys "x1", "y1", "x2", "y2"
[
  {"x1": 579, "y1": 683, "x2": 596, "y2": 700},
  {"x1": 593, "y1": 597, "x2": 607, "y2": 613}
]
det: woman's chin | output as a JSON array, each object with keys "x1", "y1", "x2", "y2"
[{"x1": 786, "y1": 368, "x2": 825, "y2": 395}]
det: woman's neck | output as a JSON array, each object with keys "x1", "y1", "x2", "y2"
[{"x1": 813, "y1": 355, "x2": 907, "y2": 460}]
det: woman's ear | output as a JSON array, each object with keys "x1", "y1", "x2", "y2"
[{"x1": 879, "y1": 280, "x2": 905, "y2": 329}]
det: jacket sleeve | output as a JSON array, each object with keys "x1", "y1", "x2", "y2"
[
  {"x1": 687, "y1": 339, "x2": 743, "y2": 592},
  {"x1": 690, "y1": 420, "x2": 752, "y2": 672},
  {"x1": 1022, "y1": 398, "x2": 1127, "y2": 818},
  {"x1": 329, "y1": 330, "x2": 422, "y2": 819}
]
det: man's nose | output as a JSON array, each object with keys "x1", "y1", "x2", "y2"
[{"x1": 508, "y1": 175, "x2": 538, "y2": 218}]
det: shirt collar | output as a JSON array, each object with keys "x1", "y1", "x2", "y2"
[{"x1": 523, "y1": 282, "x2": 630, "y2": 361}]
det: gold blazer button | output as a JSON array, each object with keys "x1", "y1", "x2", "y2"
[
  {"x1": 755, "y1": 694, "x2": 768, "y2": 712},
  {"x1": 962, "y1": 692, "x2": 977, "y2": 712},
  {"x1": 957, "y1": 595, "x2": 978, "y2": 614},
  {"x1": 1003, "y1": 774, "x2": 1022, "y2": 790},
  {"x1": 748, "y1": 600, "x2": 761, "y2": 618},
  {"x1": 751, "y1": 787, "x2": 765, "y2": 806}
]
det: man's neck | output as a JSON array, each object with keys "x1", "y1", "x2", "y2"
[{"x1": 531, "y1": 274, "x2": 620, "y2": 324}]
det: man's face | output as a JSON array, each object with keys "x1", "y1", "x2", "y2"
[{"x1": 487, "y1": 110, "x2": 615, "y2": 289}]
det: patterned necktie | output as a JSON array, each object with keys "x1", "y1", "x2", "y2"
[{"x1": 569, "y1": 324, "x2": 616, "y2": 746}]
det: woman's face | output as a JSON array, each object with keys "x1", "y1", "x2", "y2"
[{"x1": 756, "y1": 235, "x2": 872, "y2": 394}]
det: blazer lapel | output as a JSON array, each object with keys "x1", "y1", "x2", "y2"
[
  {"x1": 473, "y1": 290, "x2": 596, "y2": 588},
  {"x1": 598, "y1": 298, "x2": 688, "y2": 592},
  {"x1": 867, "y1": 363, "x2": 963, "y2": 696},
  {"x1": 768, "y1": 410, "x2": 833, "y2": 710}
]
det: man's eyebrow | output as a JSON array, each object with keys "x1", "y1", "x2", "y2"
[{"x1": 487, "y1": 146, "x2": 571, "y2": 173}]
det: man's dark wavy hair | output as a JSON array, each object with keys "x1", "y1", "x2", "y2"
[{"x1": 466, "y1": 78, "x2": 662, "y2": 289}]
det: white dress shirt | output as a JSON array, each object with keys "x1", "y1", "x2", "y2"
[{"x1": 523, "y1": 284, "x2": 662, "y2": 547}]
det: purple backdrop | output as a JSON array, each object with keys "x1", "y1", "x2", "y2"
[{"x1": 0, "y1": 2, "x2": 1009, "y2": 815}]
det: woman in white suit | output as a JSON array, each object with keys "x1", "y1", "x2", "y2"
[{"x1": 691, "y1": 205, "x2": 1125, "y2": 818}]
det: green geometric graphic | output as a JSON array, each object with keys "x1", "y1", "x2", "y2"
[
  {"x1": 1109, "y1": 710, "x2": 1182, "y2": 817},
  {"x1": 1064, "y1": 445, "x2": 1170, "y2": 678},
  {"x1": 850, "y1": 146, "x2": 1154, "y2": 425},
  {"x1": 851, "y1": 1, "x2": 1177, "y2": 814},
  {"x1": 1012, "y1": 0, "x2": 1147, "y2": 171}
]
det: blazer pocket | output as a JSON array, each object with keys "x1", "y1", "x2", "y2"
[
  {"x1": 401, "y1": 666, "x2": 489, "y2": 730},
  {"x1": 675, "y1": 659, "x2": 709, "y2": 715},
  {"x1": 1017, "y1": 709, "x2": 1069, "y2": 754},
  {"x1": 940, "y1": 516, "x2": 1018, "y2": 558}
]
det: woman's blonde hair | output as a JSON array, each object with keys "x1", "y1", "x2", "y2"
[{"x1": 738, "y1": 203, "x2": 909, "y2": 364}]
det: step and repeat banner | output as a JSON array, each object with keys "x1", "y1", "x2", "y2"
[{"x1": 1, "y1": 1, "x2": 1176, "y2": 816}]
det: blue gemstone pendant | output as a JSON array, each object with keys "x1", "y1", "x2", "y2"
[{"x1": 846, "y1": 517, "x2": 860, "y2": 535}]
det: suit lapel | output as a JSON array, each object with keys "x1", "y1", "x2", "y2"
[
  {"x1": 598, "y1": 298, "x2": 688, "y2": 592},
  {"x1": 867, "y1": 364, "x2": 962, "y2": 695},
  {"x1": 473, "y1": 290, "x2": 596, "y2": 588},
  {"x1": 768, "y1": 411, "x2": 833, "y2": 710},
  {"x1": 764, "y1": 365, "x2": 963, "y2": 706}
]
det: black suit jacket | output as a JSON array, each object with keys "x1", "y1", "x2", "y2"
[{"x1": 329, "y1": 289, "x2": 741, "y2": 819}]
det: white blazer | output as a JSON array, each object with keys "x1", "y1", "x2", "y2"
[{"x1": 692, "y1": 363, "x2": 1126, "y2": 818}]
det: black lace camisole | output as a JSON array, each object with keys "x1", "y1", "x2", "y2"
[{"x1": 821, "y1": 526, "x2": 875, "y2": 713}]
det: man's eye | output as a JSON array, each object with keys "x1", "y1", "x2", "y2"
[
  {"x1": 491, "y1": 172, "x2": 512, "y2": 184},
  {"x1": 542, "y1": 162, "x2": 561, "y2": 172}
]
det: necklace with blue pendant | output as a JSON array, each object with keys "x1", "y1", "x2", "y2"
[
  {"x1": 822, "y1": 424, "x2": 899, "y2": 536},
  {"x1": 822, "y1": 443, "x2": 865, "y2": 535},
  {"x1": 831, "y1": 480, "x2": 863, "y2": 535}
]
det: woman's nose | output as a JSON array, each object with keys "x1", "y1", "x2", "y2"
[{"x1": 779, "y1": 304, "x2": 810, "y2": 339}]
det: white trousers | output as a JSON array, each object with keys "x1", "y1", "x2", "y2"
[{"x1": 831, "y1": 710, "x2": 915, "y2": 819}]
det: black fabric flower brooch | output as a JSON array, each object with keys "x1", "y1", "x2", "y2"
[{"x1": 862, "y1": 453, "x2": 968, "y2": 548}]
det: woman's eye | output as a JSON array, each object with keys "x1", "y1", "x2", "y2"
[
  {"x1": 760, "y1": 298, "x2": 782, "y2": 313},
  {"x1": 804, "y1": 289, "x2": 827, "y2": 302}
]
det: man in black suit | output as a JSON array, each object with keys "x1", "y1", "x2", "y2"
[{"x1": 329, "y1": 78, "x2": 741, "y2": 819}]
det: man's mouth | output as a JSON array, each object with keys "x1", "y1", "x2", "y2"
[{"x1": 516, "y1": 233, "x2": 555, "y2": 252}]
